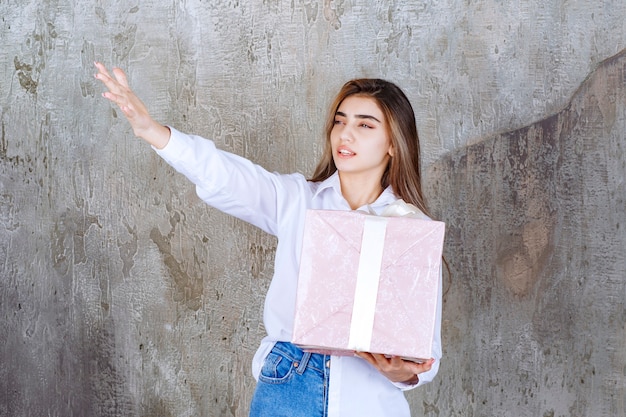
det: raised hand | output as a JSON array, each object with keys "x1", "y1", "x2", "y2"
[{"x1": 94, "y1": 62, "x2": 170, "y2": 149}]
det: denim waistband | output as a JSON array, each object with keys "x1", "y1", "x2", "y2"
[{"x1": 272, "y1": 341, "x2": 330, "y2": 375}]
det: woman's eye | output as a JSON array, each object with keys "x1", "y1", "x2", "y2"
[{"x1": 360, "y1": 123, "x2": 372, "y2": 129}]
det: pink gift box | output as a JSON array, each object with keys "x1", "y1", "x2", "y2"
[{"x1": 292, "y1": 209, "x2": 445, "y2": 362}]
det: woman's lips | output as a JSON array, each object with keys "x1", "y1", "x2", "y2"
[{"x1": 337, "y1": 146, "x2": 355, "y2": 157}]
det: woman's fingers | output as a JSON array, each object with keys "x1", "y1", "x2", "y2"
[
  {"x1": 94, "y1": 61, "x2": 170, "y2": 147},
  {"x1": 355, "y1": 352, "x2": 435, "y2": 383},
  {"x1": 93, "y1": 61, "x2": 109, "y2": 78},
  {"x1": 111, "y1": 66, "x2": 130, "y2": 88},
  {"x1": 94, "y1": 62, "x2": 133, "y2": 106},
  {"x1": 94, "y1": 62, "x2": 119, "y2": 93},
  {"x1": 95, "y1": 62, "x2": 136, "y2": 109}
]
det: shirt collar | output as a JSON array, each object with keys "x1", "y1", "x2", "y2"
[
  {"x1": 312, "y1": 171, "x2": 342, "y2": 200},
  {"x1": 312, "y1": 171, "x2": 398, "y2": 212}
]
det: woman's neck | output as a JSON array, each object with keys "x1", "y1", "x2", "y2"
[{"x1": 339, "y1": 172, "x2": 384, "y2": 210}]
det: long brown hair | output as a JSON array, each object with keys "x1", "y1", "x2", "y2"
[{"x1": 310, "y1": 78, "x2": 431, "y2": 216}]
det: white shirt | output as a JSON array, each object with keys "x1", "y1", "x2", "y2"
[{"x1": 155, "y1": 127, "x2": 442, "y2": 417}]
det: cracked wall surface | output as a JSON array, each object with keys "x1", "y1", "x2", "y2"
[{"x1": 1, "y1": 1, "x2": 625, "y2": 416}]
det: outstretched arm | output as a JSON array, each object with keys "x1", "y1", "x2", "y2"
[{"x1": 94, "y1": 62, "x2": 171, "y2": 149}]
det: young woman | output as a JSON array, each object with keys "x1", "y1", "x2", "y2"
[{"x1": 95, "y1": 62, "x2": 442, "y2": 417}]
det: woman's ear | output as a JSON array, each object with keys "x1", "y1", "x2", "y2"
[{"x1": 388, "y1": 145, "x2": 394, "y2": 158}]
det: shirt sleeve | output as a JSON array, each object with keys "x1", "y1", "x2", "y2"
[
  {"x1": 392, "y1": 265, "x2": 443, "y2": 391},
  {"x1": 153, "y1": 126, "x2": 299, "y2": 236}
]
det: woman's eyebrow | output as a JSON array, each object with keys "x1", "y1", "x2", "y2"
[{"x1": 335, "y1": 111, "x2": 382, "y2": 124}]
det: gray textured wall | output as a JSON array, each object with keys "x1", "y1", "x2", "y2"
[{"x1": 1, "y1": 1, "x2": 625, "y2": 416}]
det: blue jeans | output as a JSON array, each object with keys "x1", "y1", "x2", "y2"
[{"x1": 249, "y1": 342, "x2": 331, "y2": 417}]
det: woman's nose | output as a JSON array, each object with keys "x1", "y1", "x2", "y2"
[{"x1": 339, "y1": 124, "x2": 354, "y2": 141}]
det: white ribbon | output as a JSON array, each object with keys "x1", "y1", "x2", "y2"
[{"x1": 347, "y1": 216, "x2": 388, "y2": 351}]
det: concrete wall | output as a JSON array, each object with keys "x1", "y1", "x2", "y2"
[
  {"x1": 1, "y1": 1, "x2": 624, "y2": 416},
  {"x1": 426, "y1": 50, "x2": 626, "y2": 417}
]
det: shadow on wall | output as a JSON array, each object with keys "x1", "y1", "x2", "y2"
[{"x1": 424, "y1": 49, "x2": 626, "y2": 415}]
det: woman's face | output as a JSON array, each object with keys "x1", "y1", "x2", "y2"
[{"x1": 330, "y1": 95, "x2": 393, "y2": 183}]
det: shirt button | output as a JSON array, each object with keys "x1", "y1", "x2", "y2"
[
  {"x1": 326, "y1": 360, "x2": 331, "y2": 368},
  {"x1": 294, "y1": 362, "x2": 299, "y2": 368}
]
